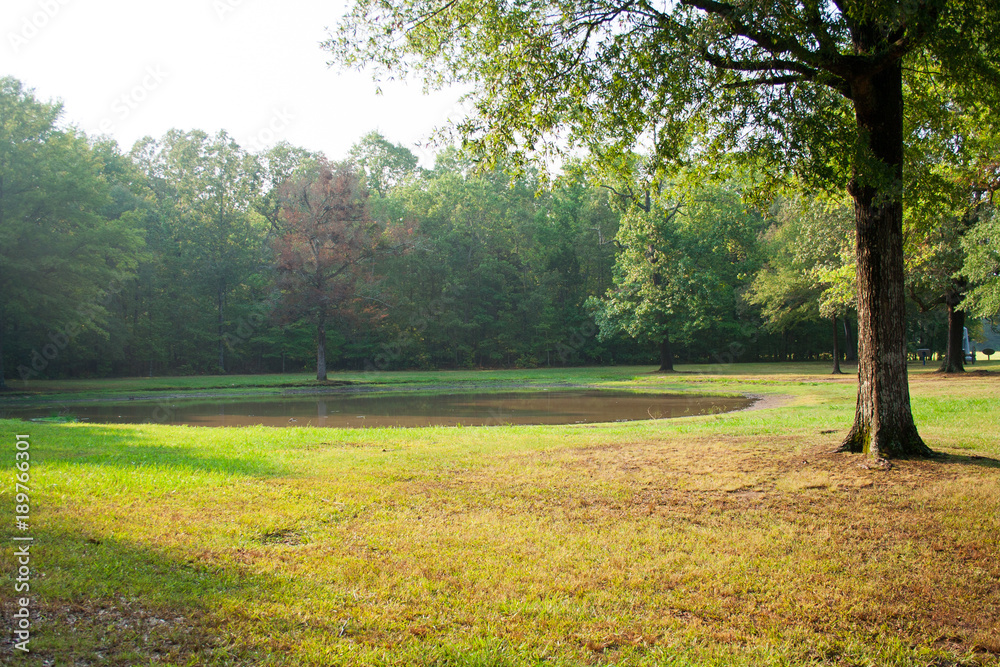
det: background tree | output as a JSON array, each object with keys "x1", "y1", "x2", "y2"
[
  {"x1": 348, "y1": 131, "x2": 421, "y2": 198},
  {"x1": 373, "y1": 149, "x2": 626, "y2": 369},
  {"x1": 903, "y1": 82, "x2": 1000, "y2": 371},
  {"x1": 85, "y1": 139, "x2": 162, "y2": 377},
  {"x1": 962, "y1": 209, "x2": 1000, "y2": 320},
  {"x1": 382, "y1": 153, "x2": 540, "y2": 367},
  {"x1": 273, "y1": 159, "x2": 407, "y2": 380},
  {"x1": 256, "y1": 141, "x2": 315, "y2": 231},
  {"x1": 955, "y1": 113, "x2": 1000, "y2": 324},
  {"x1": 329, "y1": 0, "x2": 1000, "y2": 458},
  {"x1": 748, "y1": 194, "x2": 856, "y2": 373},
  {"x1": 590, "y1": 179, "x2": 762, "y2": 372},
  {"x1": 131, "y1": 130, "x2": 269, "y2": 373},
  {"x1": 905, "y1": 210, "x2": 976, "y2": 373},
  {"x1": 7, "y1": 68, "x2": 995, "y2": 381},
  {"x1": 0, "y1": 78, "x2": 141, "y2": 389}
]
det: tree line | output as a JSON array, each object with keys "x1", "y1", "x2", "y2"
[{"x1": 0, "y1": 75, "x2": 996, "y2": 388}]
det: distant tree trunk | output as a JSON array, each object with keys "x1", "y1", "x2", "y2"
[
  {"x1": 0, "y1": 318, "x2": 6, "y2": 391},
  {"x1": 840, "y1": 58, "x2": 932, "y2": 458},
  {"x1": 217, "y1": 282, "x2": 226, "y2": 373},
  {"x1": 938, "y1": 293, "x2": 966, "y2": 373},
  {"x1": 658, "y1": 331, "x2": 674, "y2": 372},
  {"x1": 843, "y1": 318, "x2": 857, "y2": 362},
  {"x1": 316, "y1": 313, "x2": 328, "y2": 381},
  {"x1": 831, "y1": 316, "x2": 843, "y2": 375}
]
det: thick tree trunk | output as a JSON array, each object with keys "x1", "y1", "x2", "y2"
[
  {"x1": 658, "y1": 331, "x2": 674, "y2": 372},
  {"x1": 938, "y1": 295, "x2": 966, "y2": 373},
  {"x1": 831, "y1": 316, "x2": 843, "y2": 375},
  {"x1": 840, "y1": 58, "x2": 933, "y2": 459},
  {"x1": 316, "y1": 316, "x2": 328, "y2": 381}
]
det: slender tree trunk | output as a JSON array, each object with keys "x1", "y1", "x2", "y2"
[
  {"x1": 938, "y1": 294, "x2": 966, "y2": 373},
  {"x1": 217, "y1": 282, "x2": 226, "y2": 373},
  {"x1": 316, "y1": 315, "x2": 328, "y2": 381},
  {"x1": 0, "y1": 315, "x2": 6, "y2": 391},
  {"x1": 843, "y1": 318, "x2": 857, "y2": 362},
  {"x1": 840, "y1": 58, "x2": 932, "y2": 458},
  {"x1": 831, "y1": 316, "x2": 843, "y2": 374},
  {"x1": 658, "y1": 331, "x2": 674, "y2": 372}
]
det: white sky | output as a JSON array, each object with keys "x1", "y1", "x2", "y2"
[{"x1": 2, "y1": 0, "x2": 468, "y2": 165}]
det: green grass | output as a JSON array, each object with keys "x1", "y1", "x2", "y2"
[{"x1": 1, "y1": 364, "x2": 998, "y2": 666}]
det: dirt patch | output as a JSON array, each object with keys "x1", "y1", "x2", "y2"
[
  {"x1": 2, "y1": 598, "x2": 227, "y2": 666},
  {"x1": 914, "y1": 370, "x2": 996, "y2": 381},
  {"x1": 733, "y1": 393, "x2": 793, "y2": 412}
]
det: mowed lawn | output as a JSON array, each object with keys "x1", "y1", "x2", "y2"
[{"x1": 1, "y1": 364, "x2": 998, "y2": 666}]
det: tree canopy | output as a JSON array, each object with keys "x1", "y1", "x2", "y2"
[
  {"x1": 272, "y1": 159, "x2": 410, "y2": 380},
  {"x1": 329, "y1": 0, "x2": 999, "y2": 183},
  {"x1": 590, "y1": 179, "x2": 763, "y2": 371},
  {"x1": 0, "y1": 78, "x2": 142, "y2": 389}
]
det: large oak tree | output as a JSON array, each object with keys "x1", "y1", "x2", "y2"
[{"x1": 329, "y1": 0, "x2": 1000, "y2": 459}]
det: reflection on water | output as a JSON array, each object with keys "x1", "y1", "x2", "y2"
[{"x1": 8, "y1": 390, "x2": 754, "y2": 428}]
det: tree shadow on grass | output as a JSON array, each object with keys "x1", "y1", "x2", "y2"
[
  {"x1": 0, "y1": 526, "x2": 275, "y2": 665},
  {"x1": 935, "y1": 453, "x2": 1000, "y2": 469},
  {"x1": 32, "y1": 423, "x2": 286, "y2": 478}
]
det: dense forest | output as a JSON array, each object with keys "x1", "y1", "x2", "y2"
[{"x1": 1, "y1": 76, "x2": 996, "y2": 385}]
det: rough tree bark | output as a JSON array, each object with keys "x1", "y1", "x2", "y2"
[{"x1": 840, "y1": 56, "x2": 934, "y2": 458}]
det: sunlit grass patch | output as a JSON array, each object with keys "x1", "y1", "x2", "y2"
[{"x1": 1, "y1": 365, "x2": 998, "y2": 665}]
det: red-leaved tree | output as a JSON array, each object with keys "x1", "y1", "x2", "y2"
[{"x1": 272, "y1": 159, "x2": 406, "y2": 380}]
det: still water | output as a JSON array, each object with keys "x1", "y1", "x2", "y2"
[{"x1": 11, "y1": 389, "x2": 754, "y2": 428}]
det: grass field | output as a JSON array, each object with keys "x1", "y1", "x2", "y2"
[{"x1": 1, "y1": 363, "x2": 998, "y2": 666}]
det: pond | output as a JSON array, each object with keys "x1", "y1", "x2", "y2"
[{"x1": 7, "y1": 389, "x2": 755, "y2": 428}]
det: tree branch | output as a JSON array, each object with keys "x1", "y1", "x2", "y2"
[
  {"x1": 600, "y1": 183, "x2": 639, "y2": 206},
  {"x1": 680, "y1": 0, "x2": 823, "y2": 67},
  {"x1": 802, "y1": 0, "x2": 840, "y2": 57},
  {"x1": 702, "y1": 52, "x2": 821, "y2": 79},
  {"x1": 407, "y1": 0, "x2": 461, "y2": 32},
  {"x1": 720, "y1": 74, "x2": 806, "y2": 88}
]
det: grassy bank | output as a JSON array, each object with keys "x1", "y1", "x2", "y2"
[{"x1": 1, "y1": 365, "x2": 998, "y2": 666}]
